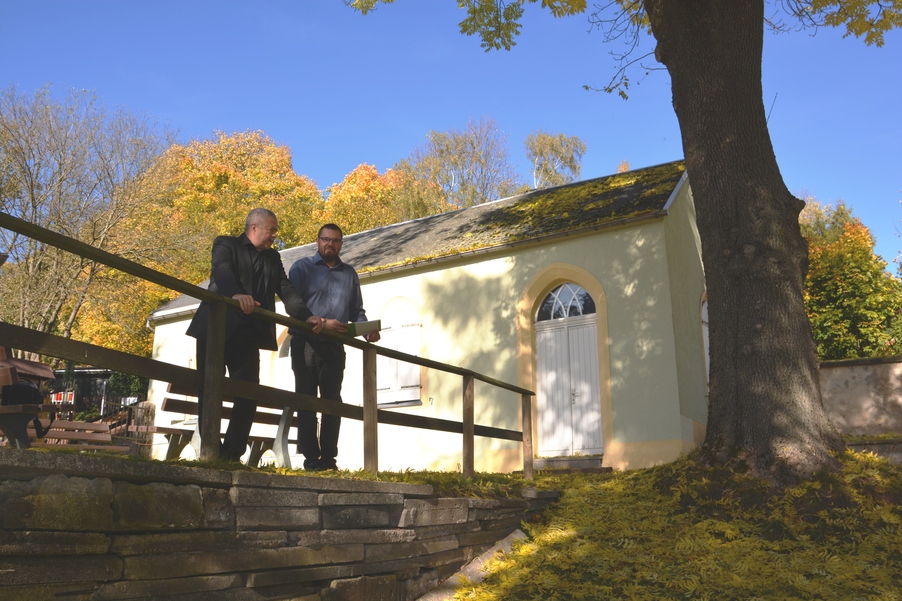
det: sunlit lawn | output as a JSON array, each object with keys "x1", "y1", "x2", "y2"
[{"x1": 451, "y1": 450, "x2": 902, "y2": 601}]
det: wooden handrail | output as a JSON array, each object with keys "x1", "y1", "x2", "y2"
[{"x1": 1, "y1": 321, "x2": 523, "y2": 437}]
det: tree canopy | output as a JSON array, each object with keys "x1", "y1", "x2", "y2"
[
  {"x1": 162, "y1": 130, "x2": 323, "y2": 252},
  {"x1": 320, "y1": 164, "x2": 406, "y2": 236},
  {"x1": 400, "y1": 116, "x2": 521, "y2": 208},
  {"x1": 525, "y1": 130, "x2": 587, "y2": 189},
  {"x1": 801, "y1": 200, "x2": 902, "y2": 360}
]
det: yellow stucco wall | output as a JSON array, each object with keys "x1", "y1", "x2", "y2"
[{"x1": 662, "y1": 180, "x2": 709, "y2": 431}]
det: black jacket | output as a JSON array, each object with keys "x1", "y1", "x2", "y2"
[{"x1": 186, "y1": 234, "x2": 312, "y2": 350}]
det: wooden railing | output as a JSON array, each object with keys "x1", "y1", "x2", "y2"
[{"x1": 0, "y1": 211, "x2": 535, "y2": 478}]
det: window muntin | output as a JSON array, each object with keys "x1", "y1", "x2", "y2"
[{"x1": 536, "y1": 283, "x2": 596, "y2": 322}]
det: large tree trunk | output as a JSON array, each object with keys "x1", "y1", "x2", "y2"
[{"x1": 644, "y1": 0, "x2": 844, "y2": 485}]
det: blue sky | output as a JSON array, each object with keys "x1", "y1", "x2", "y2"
[{"x1": 1, "y1": 1, "x2": 899, "y2": 268}]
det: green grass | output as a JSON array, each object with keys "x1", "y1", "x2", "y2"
[{"x1": 452, "y1": 450, "x2": 902, "y2": 600}]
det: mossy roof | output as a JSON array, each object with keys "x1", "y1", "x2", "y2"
[{"x1": 152, "y1": 160, "x2": 685, "y2": 316}]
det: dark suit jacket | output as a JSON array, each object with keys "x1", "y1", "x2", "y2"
[{"x1": 186, "y1": 234, "x2": 312, "y2": 351}]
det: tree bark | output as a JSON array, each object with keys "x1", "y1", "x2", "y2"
[{"x1": 644, "y1": 0, "x2": 845, "y2": 485}]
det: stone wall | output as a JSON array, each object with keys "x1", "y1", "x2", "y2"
[
  {"x1": 820, "y1": 355, "x2": 902, "y2": 435},
  {"x1": 0, "y1": 451, "x2": 556, "y2": 601}
]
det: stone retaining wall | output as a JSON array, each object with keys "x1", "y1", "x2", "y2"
[{"x1": 0, "y1": 451, "x2": 556, "y2": 601}]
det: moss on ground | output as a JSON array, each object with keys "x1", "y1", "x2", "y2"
[{"x1": 453, "y1": 450, "x2": 902, "y2": 600}]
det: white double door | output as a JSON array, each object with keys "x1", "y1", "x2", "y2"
[{"x1": 535, "y1": 314, "x2": 603, "y2": 457}]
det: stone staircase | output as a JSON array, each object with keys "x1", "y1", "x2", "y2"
[{"x1": 533, "y1": 455, "x2": 612, "y2": 474}]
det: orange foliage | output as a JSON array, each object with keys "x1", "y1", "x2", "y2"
[
  {"x1": 318, "y1": 164, "x2": 406, "y2": 235},
  {"x1": 73, "y1": 131, "x2": 326, "y2": 356},
  {"x1": 165, "y1": 130, "x2": 324, "y2": 248}
]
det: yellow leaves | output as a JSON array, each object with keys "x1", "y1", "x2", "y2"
[
  {"x1": 347, "y1": 0, "x2": 388, "y2": 15},
  {"x1": 162, "y1": 130, "x2": 324, "y2": 247},
  {"x1": 71, "y1": 274, "x2": 170, "y2": 356},
  {"x1": 320, "y1": 163, "x2": 407, "y2": 235},
  {"x1": 538, "y1": 0, "x2": 587, "y2": 19},
  {"x1": 806, "y1": 0, "x2": 902, "y2": 46},
  {"x1": 535, "y1": 524, "x2": 578, "y2": 545},
  {"x1": 456, "y1": 454, "x2": 902, "y2": 600}
]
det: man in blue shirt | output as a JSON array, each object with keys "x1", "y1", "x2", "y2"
[{"x1": 288, "y1": 223, "x2": 380, "y2": 471}]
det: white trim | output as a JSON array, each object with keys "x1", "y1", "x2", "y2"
[{"x1": 661, "y1": 170, "x2": 688, "y2": 213}]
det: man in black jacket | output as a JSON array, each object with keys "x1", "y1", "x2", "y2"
[{"x1": 187, "y1": 208, "x2": 323, "y2": 461}]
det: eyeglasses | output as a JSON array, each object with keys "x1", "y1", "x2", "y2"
[{"x1": 319, "y1": 236, "x2": 342, "y2": 244}]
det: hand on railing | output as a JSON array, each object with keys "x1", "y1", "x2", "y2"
[
  {"x1": 321, "y1": 318, "x2": 349, "y2": 334},
  {"x1": 231, "y1": 294, "x2": 260, "y2": 315},
  {"x1": 306, "y1": 315, "x2": 324, "y2": 334}
]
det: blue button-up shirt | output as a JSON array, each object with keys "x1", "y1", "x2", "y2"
[{"x1": 287, "y1": 251, "x2": 367, "y2": 337}]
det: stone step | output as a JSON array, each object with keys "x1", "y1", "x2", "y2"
[{"x1": 533, "y1": 456, "x2": 611, "y2": 473}]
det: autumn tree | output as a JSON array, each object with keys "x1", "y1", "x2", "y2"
[
  {"x1": 320, "y1": 164, "x2": 403, "y2": 235},
  {"x1": 389, "y1": 161, "x2": 456, "y2": 221},
  {"x1": 151, "y1": 130, "x2": 324, "y2": 285},
  {"x1": 350, "y1": 0, "x2": 902, "y2": 483},
  {"x1": 799, "y1": 197, "x2": 855, "y2": 243},
  {"x1": 400, "y1": 117, "x2": 521, "y2": 208},
  {"x1": 525, "y1": 130, "x2": 587, "y2": 189},
  {"x1": 164, "y1": 131, "x2": 323, "y2": 246},
  {"x1": 0, "y1": 85, "x2": 173, "y2": 358},
  {"x1": 72, "y1": 130, "x2": 326, "y2": 356},
  {"x1": 801, "y1": 200, "x2": 902, "y2": 360},
  {"x1": 70, "y1": 271, "x2": 173, "y2": 356}
]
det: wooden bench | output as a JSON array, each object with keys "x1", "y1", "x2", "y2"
[
  {"x1": 0, "y1": 402, "x2": 73, "y2": 449},
  {"x1": 2, "y1": 351, "x2": 129, "y2": 452},
  {"x1": 1, "y1": 363, "x2": 76, "y2": 449},
  {"x1": 140, "y1": 396, "x2": 299, "y2": 466},
  {"x1": 17, "y1": 418, "x2": 130, "y2": 452}
]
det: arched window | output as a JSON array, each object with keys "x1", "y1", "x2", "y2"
[{"x1": 536, "y1": 283, "x2": 596, "y2": 322}]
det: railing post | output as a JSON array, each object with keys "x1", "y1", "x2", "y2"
[
  {"x1": 521, "y1": 393, "x2": 534, "y2": 480},
  {"x1": 462, "y1": 375, "x2": 475, "y2": 478},
  {"x1": 362, "y1": 346, "x2": 378, "y2": 473},
  {"x1": 199, "y1": 301, "x2": 227, "y2": 461}
]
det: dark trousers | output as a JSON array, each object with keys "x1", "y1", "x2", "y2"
[
  {"x1": 195, "y1": 323, "x2": 261, "y2": 461},
  {"x1": 291, "y1": 335, "x2": 345, "y2": 466}
]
